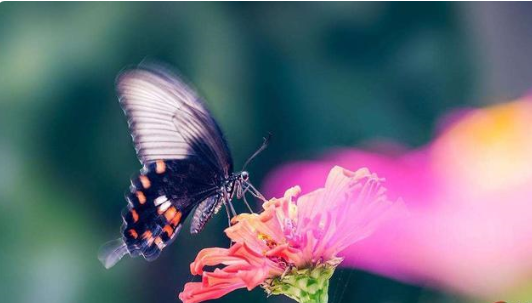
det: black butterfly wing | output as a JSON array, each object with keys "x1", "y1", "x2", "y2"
[
  {"x1": 123, "y1": 159, "x2": 218, "y2": 260},
  {"x1": 117, "y1": 66, "x2": 233, "y2": 174},
  {"x1": 99, "y1": 66, "x2": 232, "y2": 268}
]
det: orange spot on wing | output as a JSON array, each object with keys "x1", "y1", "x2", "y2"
[
  {"x1": 131, "y1": 209, "x2": 139, "y2": 223},
  {"x1": 128, "y1": 229, "x2": 138, "y2": 239},
  {"x1": 164, "y1": 206, "x2": 177, "y2": 221},
  {"x1": 163, "y1": 225, "x2": 174, "y2": 237},
  {"x1": 163, "y1": 206, "x2": 182, "y2": 226},
  {"x1": 142, "y1": 230, "x2": 154, "y2": 245},
  {"x1": 154, "y1": 237, "x2": 164, "y2": 248},
  {"x1": 170, "y1": 211, "x2": 182, "y2": 227},
  {"x1": 139, "y1": 175, "x2": 151, "y2": 189},
  {"x1": 136, "y1": 191, "x2": 146, "y2": 204},
  {"x1": 155, "y1": 160, "x2": 166, "y2": 174}
]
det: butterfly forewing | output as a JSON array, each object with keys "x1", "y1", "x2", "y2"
[{"x1": 117, "y1": 66, "x2": 233, "y2": 174}]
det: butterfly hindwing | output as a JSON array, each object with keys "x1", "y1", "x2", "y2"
[{"x1": 121, "y1": 158, "x2": 220, "y2": 261}]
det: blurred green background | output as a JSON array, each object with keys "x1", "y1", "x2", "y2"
[{"x1": 1, "y1": 2, "x2": 532, "y2": 303}]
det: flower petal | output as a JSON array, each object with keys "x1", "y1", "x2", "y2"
[{"x1": 180, "y1": 243, "x2": 284, "y2": 303}]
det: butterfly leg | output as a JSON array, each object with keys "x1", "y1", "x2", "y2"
[
  {"x1": 221, "y1": 186, "x2": 237, "y2": 218},
  {"x1": 221, "y1": 187, "x2": 237, "y2": 220},
  {"x1": 221, "y1": 199, "x2": 236, "y2": 248},
  {"x1": 245, "y1": 183, "x2": 267, "y2": 202},
  {"x1": 227, "y1": 200, "x2": 237, "y2": 217},
  {"x1": 241, "y1": 193, "x2": 255, "y2": 213},
  {"x1": 223, "y1": 200, "x2": 233, "y2": 227},
  {"x1": 238, "y1": 182, "x2": 255, "y2": 213}
]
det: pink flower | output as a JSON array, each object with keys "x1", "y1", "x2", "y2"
[
  {"x1": 179, "y1": 166, "x2": 404, "y2": 303},
  {"x1": 263, "y1": 96, "x2": 532, "y2": 299}
]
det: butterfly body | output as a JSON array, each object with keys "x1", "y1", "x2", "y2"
[{"x1": 99, "y1": 65, "x2": 263, "y2": 269}]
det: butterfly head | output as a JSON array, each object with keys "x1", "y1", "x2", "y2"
[{"x1": 239, "y1": 171, "x2": 250, "y2": 182}]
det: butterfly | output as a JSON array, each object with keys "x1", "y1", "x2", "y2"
[{"x1": 98, "y1": 64, "x2": 269, "y2": 269}]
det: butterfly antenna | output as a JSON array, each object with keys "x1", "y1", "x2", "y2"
[{"x1": 242, "y1": 132, "x2": 272, "y2": 170}]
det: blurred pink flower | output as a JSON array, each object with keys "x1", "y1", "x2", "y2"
[
  {"x1": 179, "y1": 166, "x2": 404, "y2": 303},
  {"x1": 263, "y1": 97, "x2": 532, "y2": 299}
]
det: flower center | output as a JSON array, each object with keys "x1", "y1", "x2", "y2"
[{"x1": 257, "y1": 232, "x2": 278, "y2": 249}]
